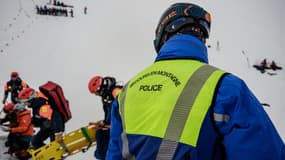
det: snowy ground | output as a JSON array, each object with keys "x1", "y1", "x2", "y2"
[
  {"x1": 0, "y1": 135, "x2": 9, "y2": 159},
  {"x1": 1, "y1": 0, "x2": 285, "y2": 159}
]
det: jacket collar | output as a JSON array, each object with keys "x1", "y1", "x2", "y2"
[{"x1": 155, "y1": 34, "x2": 208, "y2": 63}]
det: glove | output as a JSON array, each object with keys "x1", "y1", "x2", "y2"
[
  {"x1": 97, "y1": 120, "x2": 110, "y2": 130},
  {"x1": 54, "y1": 132, "x2": 63, "y2": 143},
  {"x1": 0, "y1": 125, "x2": 10, "y2": 132},
  {"x1": 99, "y1": 120, "x2": 105, "y2": 127}
]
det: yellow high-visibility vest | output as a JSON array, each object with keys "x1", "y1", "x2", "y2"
[{"x1": 119, "y1": 60, "x2": 225, "y2": 148}]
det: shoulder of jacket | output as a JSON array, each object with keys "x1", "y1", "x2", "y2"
[
  {"x1": 19, "y1": 109, "x2": 31, "y2": 116},
  {"x1": 219, "y1": 73, "x2": 244, "y2": 90}
]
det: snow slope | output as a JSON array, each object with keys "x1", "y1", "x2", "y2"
[{"x1": 1, "y1": 0, "x2": 285, "y2": 159}]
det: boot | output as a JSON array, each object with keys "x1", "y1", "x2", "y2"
[{"x1": 16, "y1": 150, "x2": 32, "y2": 160}]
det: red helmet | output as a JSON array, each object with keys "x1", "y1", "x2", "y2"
[
  {"x1": 3, "y1": 103, "x2": 14, "y2": 113},
  {"x1": 18, "y1": 88, "x2": 37, "y2": 103},
  {"x1": 10, "y1": 71, "x2": 19, "y2": 78},
  {"x1": 88, "y1": 76, "x2": 103, "y2": 94}
]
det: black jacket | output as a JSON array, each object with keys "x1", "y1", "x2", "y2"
[
  {"x1": 4, "y1": 78, "x2": 26, "y2": 103},
  {"x1": 29, "y1": 97, "x2": 64, "y2": 132}
]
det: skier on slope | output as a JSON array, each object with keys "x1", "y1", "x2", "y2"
[
  {"x1": 260, "y1": 58, "x2": 268, "y2": 68},
  {"x1": 253, "y1": 58, "x2": 270, "y2": 73},
  {"x1": 2, "y1": 72, "x2": 29, "y2": 104},
  {"x1": 84, "y1": 6, "x2": 87, "y2": 15},
  {"x1": 270, "y1": 60, "x2": 283, "y2": 70},
  {"x1": 88, "y1": 76, "x2": 123, "y2": 160},
  {"x1": 17, "y1": 88, "x2": 65, "y2": 149},
  {"x1": 106, "y1": 3, "x2": 285, "y2": 160},
  {"x1": 0, "y1": 103, "x2": 34, "y2": 159}
]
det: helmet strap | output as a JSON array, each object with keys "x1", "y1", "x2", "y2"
[
  {"x1": 177, "y1": 26, "x2": 206, "y2": 43},
  {"x1": 161, "y1": 25, "x2": 206, "y2": 48}
]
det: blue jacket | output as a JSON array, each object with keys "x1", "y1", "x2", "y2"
[{"x1": 107, "y1": 34, "x2": 285, "y2": 160}]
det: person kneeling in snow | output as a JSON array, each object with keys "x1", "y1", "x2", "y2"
[{"x1": 0, "y1": 103, "x2": 34, "y2": 159}]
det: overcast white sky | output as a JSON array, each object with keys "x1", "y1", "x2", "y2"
[{"x1": 1, "y1": 0, "x2": 285, "y2": 159}]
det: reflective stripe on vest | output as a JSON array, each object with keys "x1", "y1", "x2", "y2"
[
  {"x1": 156, "y1": 65, "x2": 223, "y2": 159},
  {"x1": 118, "y1": 60, "x2": 225, "y2": 159},
  {"x1": 213, "y1": 113, "x2": 230, "y2": 123},
  {"x1": 119, "y1": 82, "x2": 136, "y2": 160}
]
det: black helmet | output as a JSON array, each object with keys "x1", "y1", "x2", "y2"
[
  {"x1": 153, "y1": 3, "x2": 211, "y2": 53},
  {"x1": 97, "y1": 76, "x2": 116, "y2": 96}
]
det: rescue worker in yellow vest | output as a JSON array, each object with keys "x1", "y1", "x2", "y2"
[
  {"x1": 88, "y1": 76, "x2": 123, "y2": 160},
  {"x1": 106, "y1": 3, "x2": 285, "y2": 160},
  {"x1": 18, "y1": 88, "x2": 65, "y2": 149}
]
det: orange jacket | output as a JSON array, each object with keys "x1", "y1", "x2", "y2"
[
  {"x1": 10, "y1": 109, "x2": 34, "y2": 136},
  {"x1": 112, "y1": 87, "x2": 122, "y2": 98}
]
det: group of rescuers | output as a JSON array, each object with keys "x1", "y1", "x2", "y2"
[{"x1": 1, "y1": 2, "x2": 285, "y2": 160}]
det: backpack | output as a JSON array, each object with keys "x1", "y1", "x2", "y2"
[{"x1": 39, "y1": 81, "x2": 72, "y2": 123}]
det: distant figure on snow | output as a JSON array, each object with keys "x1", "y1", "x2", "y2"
[
  {"x1": 84, "y1": 6, "x2": 87, "y2": 14},
  {"x1": 216, "y1": 40, "x2": 220, "y2": 51},
  {"x1": 253, "y1": 58, "x2": 282, "y2": 74},
  {"x1": 70, "y1": 9, "x2": 74, "y2": 17},
  {"x1": 270, "y1": 60, "x2": 282, "y2": 71},
  {"x1": 260, "y1": 58, "x2": 268, "y2": 69},
  {"x1": 253, "y1": 58, "x2": 268, "y2": 73}
]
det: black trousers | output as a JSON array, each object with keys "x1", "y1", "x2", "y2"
[
  {"x1": 7, "y1": 133, "x2": 31, "y2": 153},
  {"x1": 31, "y1": 127, "x2": 54, "y2": 149},
  {"x1": 94, "y1": 129, "x2": 110, "y2": 160}
]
